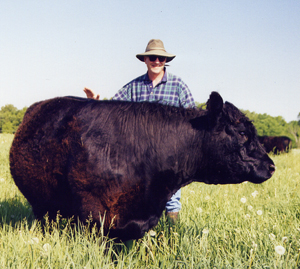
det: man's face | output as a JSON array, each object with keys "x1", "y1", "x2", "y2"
[{"x1": 144, "y1": 56, "x2": 166, "y2": 76}]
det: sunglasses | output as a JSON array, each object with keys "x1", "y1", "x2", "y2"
[{"x1": 148, "y1": 55, "x2": 167, "y2": 62}]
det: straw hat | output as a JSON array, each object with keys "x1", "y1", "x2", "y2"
[{"x1": 136, "y1": 39, "x2": 176, "y2": 63}]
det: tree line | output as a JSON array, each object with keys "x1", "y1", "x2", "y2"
[
  {"x1": 1, "y1": 103, "x2": 300, "y2": 148},
  {"x1": 242, "y1": 110, "x2": 300, "y2": 148}
]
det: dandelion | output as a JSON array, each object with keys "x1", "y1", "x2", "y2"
[
  {"x1": 196, "y1": 207, "x2": 203, "y2": 213},
  {"x1": 240, "y1": 197, "x2": 247, "y2": 203},
  {"x1": 282, "y1": 236, "x2": 288, "y2": 242},
  {"x1": 256, "y1": 210, "x2": 263, "y2": 215},
  {"x1": 248, "y1": 205, "x2": 253, "y2": 211},
  {"x1": 205, "y1": 195, "x2": 210, "y2": 200},
  {"x1": 269, "y1": 233, "x2": 276, "y2": 240},
  {"x1": 275, "y1": 245, "x2": 285, "y2": 255},
  {"x1": 251, "y1": 190, "x2": 259, "y2": 198},
  {"x1": 0, "y1": 178, "x2": 5, "y2": 183}
]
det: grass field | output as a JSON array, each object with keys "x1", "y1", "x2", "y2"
[{"x1": 1, "y1": 133, "x2": 300, "y2": 268}]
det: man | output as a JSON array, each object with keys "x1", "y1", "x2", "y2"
[{"x1": 84, "y1": 39, "x2": 195, "y2": 223}]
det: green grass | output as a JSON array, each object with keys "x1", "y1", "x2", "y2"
[{"x1": 1, "y1": 133, "x2": 300, "y2": 268}]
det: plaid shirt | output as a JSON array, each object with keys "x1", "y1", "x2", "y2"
[{"x1": 112, "y1": 69, "x2": 195, "y2": 108}]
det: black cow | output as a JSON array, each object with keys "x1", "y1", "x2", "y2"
[
  {"x1": 258, "y1": 136, "x2": 292, "y2": 154},
  {"x1": 10, "y1": 92, "x2": 275, "y2": 241}
]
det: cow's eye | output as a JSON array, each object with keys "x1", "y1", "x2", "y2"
[{"x1": 239, "y1": 131, "x2": 248, "y2": 142}]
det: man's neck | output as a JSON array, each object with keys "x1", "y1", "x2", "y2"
[{"x1": 148, "y1": 70, "x2": 165, "y2": 88}]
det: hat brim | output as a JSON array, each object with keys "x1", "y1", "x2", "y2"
[{"x1": 136, "y1": 50, "x2": 176, "y2": 63}]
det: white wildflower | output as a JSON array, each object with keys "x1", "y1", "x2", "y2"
[
  {"x1": 149, "y1": 230, "x2": 156, "y2": 237},
  {"x1": 196, "y1": 207, "x2": 203, "y2": 213},
  {"x1": 0, "y1": 178, "x2": 5, "y2": 183},
  {"x1": 245, "y1": 214, "x2": 251, "y2": 219},
  {"x1": 29, "y1": 237, "x2": 39, "y2": 244},
  {"x1": 248, "y1": 205, "x2": 253, "y2": 211},
  {"x1": 40, "y1": 243, "x2": 51, "y2": 257},
  {"x1": 43, "y1": 243, "x2": 51, "y2": 252},
  {"x1": 32, "y1": 237, "x2": 39, "y2": 244},
  {"x1": 256, "y1": 210, "x2": 263, "y2": 215},
  {"x1": 252, "y1": 241, "x2": 258, "y2": 248},
  {"x1": 251, "y1": 190, "x2": 259, "y2": 198},
  {"x1": 275, "y1": 245, "x2": 285, "y2": 255},
  {"x1": 282, "y1": 236, "x2": 288, "y2": 242},
  {"x1": 202, "y1": 228, "x2": 209, "y2": 234},
  {"x1": 269, "y1": 233, "x2": 276, "y2": 240},
  {"x1": 205, "y1": 195, "x2": 210, "y2": 200},
  {"x1": 240, "y1": 197, "x2": 247, "y2": 203}
]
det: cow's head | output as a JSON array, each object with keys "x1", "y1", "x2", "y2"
[{"x1": 195, "y1": 92, "x2": 275, "y2": 185}]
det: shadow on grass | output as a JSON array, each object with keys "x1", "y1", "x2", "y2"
[{"x1": 0, "y1": 197, "x2": 35, "y2": 226}]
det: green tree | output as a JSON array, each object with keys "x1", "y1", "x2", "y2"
[
  {"x1": 243, "y1": 110, "x2": 290, "y2": 137},
  {"x1": 0, "y1": 105, "x2": 27, "y2": 133},
  {"x1": 195, "y1": 102, "x2": 206, "y2": 109},
  {"x1": 289, "y1": 120, "x2": 300, "y2": 148}
]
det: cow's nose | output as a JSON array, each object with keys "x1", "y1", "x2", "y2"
[{"x1": 269, "y1": 164, "x2": 275, "y2": 175}]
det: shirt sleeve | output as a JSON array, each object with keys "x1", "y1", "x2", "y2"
[{"x1": 179, "y1": 83, "x2": 196, "y2": 108}]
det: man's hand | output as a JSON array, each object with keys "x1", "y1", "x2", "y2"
[{"x1": 83, "y1": 88, "x2": 100, "y2": 100}]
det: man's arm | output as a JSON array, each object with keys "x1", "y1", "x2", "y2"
[{"x1": 179, "y1": 86, "x2": 196, "y2": 108}]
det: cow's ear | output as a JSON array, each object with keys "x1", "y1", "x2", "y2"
[
  {"x1": 189, "y1": 92, "x2": 223, "y2": 130},
  {"x1": 206, "y1": 91, "x2": 223, "y2": 116}
]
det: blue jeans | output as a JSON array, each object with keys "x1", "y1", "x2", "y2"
[{"x1": 165, "y1": 189, "x2": 181, "y2": 212}]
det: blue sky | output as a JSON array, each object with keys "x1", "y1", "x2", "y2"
[{"x1": 1, "y1": 0, "x2": 299, "y2": 122}]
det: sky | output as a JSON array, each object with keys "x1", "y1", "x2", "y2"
[{"x1": 0, "y1": 0, "x2": 299, "y2": 122}]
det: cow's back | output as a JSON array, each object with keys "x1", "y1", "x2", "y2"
[{"x1": 258, "y1": 135, "x2": 291, "y2": 154}]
